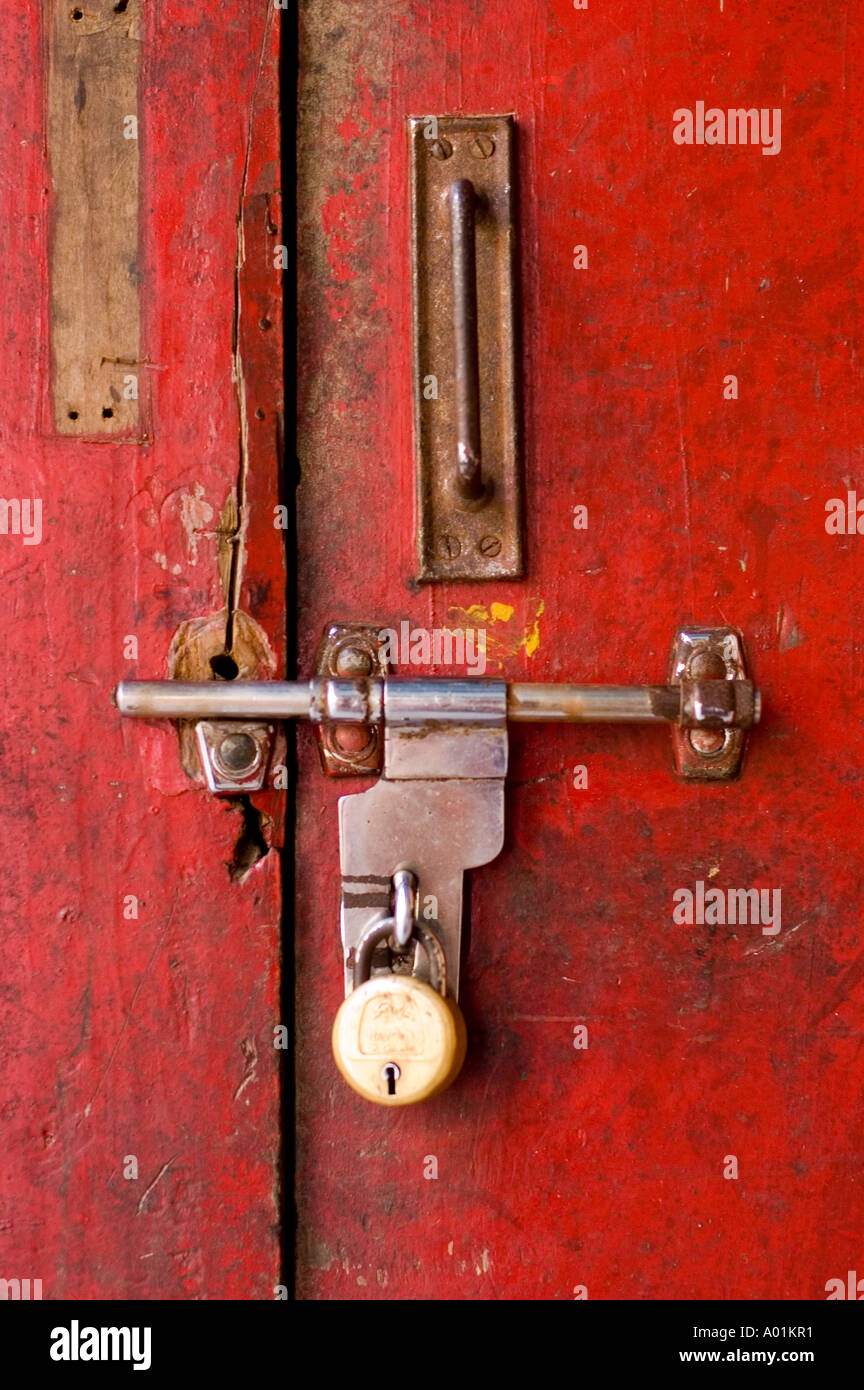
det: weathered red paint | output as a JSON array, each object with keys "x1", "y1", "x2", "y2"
[
  {"x1": 1, "y1": 4, "x2": 283, "y2": 1297},
  {"x1": 296, "y1": 2, "x2": 864, "y2": 1298}
]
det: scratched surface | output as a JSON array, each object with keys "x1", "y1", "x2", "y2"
[
  {"x1": 296, "y1": 1, "x2": 864, "y2": 1298},
  {"x1": 0, "y1": 3, "x2": 283, "y2": 1297}
]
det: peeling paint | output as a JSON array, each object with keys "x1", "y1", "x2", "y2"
[
  {"x1": 179, "y1": 484, "x2": 214, "y2": 565},
  {"x1": 777, "y1": 604, "x2": 806, "y2": 652}
]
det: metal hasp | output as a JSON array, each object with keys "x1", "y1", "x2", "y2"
[
  {"x1": 339, "y1": 680, "x2": 507, "y2": 999},
  {"x1": 409, "y1": 114, "x2": 522, "y2": 581},
  {"x1": 114, "y1": 624, "x2": 759, "y2": 997}
]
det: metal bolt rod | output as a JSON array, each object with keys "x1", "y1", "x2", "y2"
[
  {"x1": 507, "y1": 684, "x2": 678, "y2": 723},
  {"x1": 115, "y1": 681, "x2": 316, "y2": 720},
  {"x1": 115, "y1": 679, "x2": 760, "y2": 728},
  {"x1": 449, "y1": 178, "x2": 486, "y2": 503}
]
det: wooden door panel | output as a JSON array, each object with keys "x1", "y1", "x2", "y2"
[
  {"x1": 296, "y1": 2, "x2": 864, "y2": 1299},
  {"x1": 1, "y1": 2, "x2": 283, "y2": 1299}
]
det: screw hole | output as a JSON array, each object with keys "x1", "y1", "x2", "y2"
[
  {"x1": 255, "y1": 408, "x2": 265, "y2": 420},
  {"x1": 102, "y1": 407, "x2": 113, "y2": 419},
  {"x1": 68, "y1": 410, "x2": 79, "y2": 420},
  {"x1": 114, "y1": 0, "x2": 129, "y2": 11},
  {"x1": 258, "y1": 317, "x2": 272, "y2": 331},
  {"x1": 71, "y1": 8, "x2": 83, "y2": 19},
  {"x1": 210, "y1": 653, "x2": 239, "y2": 681}
]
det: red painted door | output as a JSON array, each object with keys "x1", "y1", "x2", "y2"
[
  {"x1": 2, "y1": 3, "x2": 283, "y2": 1299},
  {"x1": 296, "y1": 1, "x2": 864, "y2": 1301}
]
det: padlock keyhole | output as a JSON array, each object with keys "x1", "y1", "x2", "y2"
[{"x1": 383, "y1": 1063, "x2": 399, "y2": 1096}]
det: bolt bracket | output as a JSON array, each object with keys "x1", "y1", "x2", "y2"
[
  {"x1": 669, "y1": 626, "x2": 755, "y2": 781},
  {"x1": 194, "y1": 720, "x2": 277, "y2": 794},
  {"x1": 313, "y1": 623, "x2": 389, "y2": 777}
]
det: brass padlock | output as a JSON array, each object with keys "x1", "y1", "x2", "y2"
[{"x1": 332, "y1": 919, "x2": 466, "y2": 1106}]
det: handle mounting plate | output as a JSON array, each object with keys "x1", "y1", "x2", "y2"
[{"x1": 409, "y1": 113, "x2": 522, "y2": 581}]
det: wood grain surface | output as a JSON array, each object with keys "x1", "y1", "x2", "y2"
[
  {"x1": 48, "y1": 0, "x2": 141, "y2": 437},
  {"x1": 296, "y1": 0, "x2": 864, "y2": 1300},
  {"x1": 1, "y1": 1, "x2": 284, "y2": 1299}
]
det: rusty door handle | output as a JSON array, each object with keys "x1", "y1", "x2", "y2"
[{"x1": 449, "y1": 178, "x2": 486, "y2": 504}]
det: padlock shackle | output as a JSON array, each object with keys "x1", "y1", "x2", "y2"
[{"x1": 353, "y1": 918, "x2": 447, "y2": 997}]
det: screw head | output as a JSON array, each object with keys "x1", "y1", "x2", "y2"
[
  {"x1": 478, "y1": 534, "x2": 502, "y2": 557},
  {"x1": 335, "y1": 644, "x2": 372, "y2": 677},
  {"x1": 469, "y1": 134, "x2": 495, "y2": 158},
  {"x1": 438, "y1": 534, "x2": 461, "y2": 558},
  {"x1": 215, "y1": 731, "x2": 261, "y2": 775},
  {"x1": 429, "y1": 137, "x2": 453, "y2": 160},
  {"x1": 688, "y1": 648, "x2": 728, "y2": 679},
  {"x1": 333, "y1": 724, "x2": 373, "y2": 755},
  {"x1": 688, "y1": 729, "x2": 726, "y2": 757}
]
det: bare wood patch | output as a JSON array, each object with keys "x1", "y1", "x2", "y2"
[
  {"x1": 167, "y1": 609, "x2": 279, "y2": 780},
  {"x1": 47, "y1": 0, "x2": 142, "y2": 436}
]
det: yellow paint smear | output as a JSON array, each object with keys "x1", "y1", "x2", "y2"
[
  {"x1": 446, "y1": 598, "x2": 545, "y2": 666},
  {"x1": 522, "y1": 600, "x2": 545, "y2": 658}
]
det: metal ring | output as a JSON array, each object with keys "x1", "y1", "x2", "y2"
[{"x1": 392, "y1": 867, "x2": 418, "y2": 948}]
